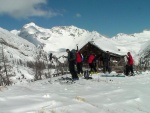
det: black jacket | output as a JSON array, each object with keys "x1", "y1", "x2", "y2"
[
  {"x1": 67, "y1": 51, "x2": 76, "y2": 63},
  {"x1": 102, "y1": 53, "x2": 110, "y2": 62}
]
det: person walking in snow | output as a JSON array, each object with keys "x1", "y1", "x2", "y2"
[
  {"x1": 126, "y1": 52, "x2": 134, "y2": 76},
  {"x1": 102, "y1": 51, "x2": 111, "y2": 73},
  {"x1": 65, "y1": 49, "x2": 79, "y2": 80},
  {"x1": 88, "y1": 53, "x2": 97, "y2": 73},
  {"x1": 76, "y1": 50, "x2": 83, "y2": 75}
]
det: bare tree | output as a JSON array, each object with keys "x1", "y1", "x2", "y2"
[
  {"x1": 34, "y1": 50, "x2": 46, "y2": 81},
  {"x1": 43, "y1": 52, "x2": 51, "y2": 78},
  {"x1": 0, "y1": 38, "x2": 10, "y2": 86}
]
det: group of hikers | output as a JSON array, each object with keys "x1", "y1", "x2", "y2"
[{"x1": 63, "y1": 49, "x2": 134, "y2": 80}]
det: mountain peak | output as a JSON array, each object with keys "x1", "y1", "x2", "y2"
[{"x1": 23, "y1": 22, "x2": 39, "y2": 29}]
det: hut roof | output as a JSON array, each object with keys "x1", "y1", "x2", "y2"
[{"x1": 79, "y1": 41, "x2": 126, "y2": 57}]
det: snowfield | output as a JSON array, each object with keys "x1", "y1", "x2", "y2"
[
  {"x1": 0, "y1": 22, "x2": 150, "y2": 113},
  {"x1": 0, "y1": 71, "x2": 150, "y2": 113}
]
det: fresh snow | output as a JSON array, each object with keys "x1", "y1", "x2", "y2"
[{"x1": 0, "y1": 71, "x2": 150, "y2": 113}]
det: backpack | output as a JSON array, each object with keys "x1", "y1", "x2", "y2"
[
  {"x1": 71, "y1": 49, "x2": 76, "y2": 61},
  {"x1": 84, "y1": 70, "x2": 89, "y2": 79},
  {"x1": 84, "y1": 70, "x2": 92, "y2": 79}
]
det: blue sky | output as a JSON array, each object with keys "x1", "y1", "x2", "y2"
[{"x1": 0, "y1": 0, "x2": 150, "y2": 37}]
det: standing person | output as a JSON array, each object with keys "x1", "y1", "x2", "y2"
[
  {"x1": 88, "y1": 53, "x2": 97, "y2": 73},
  {"x1": 65, "y1": 49, "x2": 79, "y2": 80},
  {"x1": 102, "y1": 51, "x2": 111, "y2": 73},
  {"x1": 76, "y1": 50, "x2": 83, "y2": 76},
  {"x1": 126, "y1": 52, "x2": 134, "y2": 76}
]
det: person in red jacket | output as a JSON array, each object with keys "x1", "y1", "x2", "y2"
[
  {"x1": 76, "y1": 51, "x2": 83, "y2": 75},
  {"x1": 88, "y1": 53, "x2": 97, "y2": 73},
  {"x1": 126, "y1": 52, "x2": 134, "y2": 76}
]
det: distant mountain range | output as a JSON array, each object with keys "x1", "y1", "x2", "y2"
[
  {"x1": 0, "y1": 22, "x2": 149, "y2": 63},
  {"x1": 11, "y1": 22, "x2": 150, "y2": 58}
]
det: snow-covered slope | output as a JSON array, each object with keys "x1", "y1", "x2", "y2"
[
  {"x1": 0, "y1": 27, "x2": 45, "y2": 81},
  {"x1": 0, "y1": 27, "x2": 39, "y2": 61}
]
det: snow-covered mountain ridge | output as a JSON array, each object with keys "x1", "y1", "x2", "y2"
[
  {"x1": 11, "y1": 22, "x2": 150, "y2": 60},
  {"x1": 11, "y1": 23, "x2": 108, "y2": 58}
]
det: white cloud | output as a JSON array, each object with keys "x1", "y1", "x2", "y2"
[
  {"x1": 0, "y1": 0, "x2": 60, "y2": 19},
  {"x1": 76, "y1": 13, "x2": 82, "y2": 18}
]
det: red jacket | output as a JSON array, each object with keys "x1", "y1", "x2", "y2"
[
  {"x1": 127, "y1": 54, "x2": 134, "y2": 65},
  {"x1": 88, "y1": 54, "x2": 95, "y2": 63},
  {"x1": 76, "y1": 52, "x2": 82, "y2": 63}
]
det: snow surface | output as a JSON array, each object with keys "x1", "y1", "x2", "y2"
[{"x1": 0, "y1": 71, "x2": 150, "y2": 113}]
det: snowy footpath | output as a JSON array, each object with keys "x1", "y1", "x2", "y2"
[{"x1": 0, "y1": 71, "x2": 150, "y2": 113}]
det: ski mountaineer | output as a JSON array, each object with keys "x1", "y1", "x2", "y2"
[
  {"x1": 126, "y1": 52, "x2": 134, "y2": 76},
  {"x1": 65, "y1": 49, "x2": 79, "y2": 80},
  {"x1": 76, "y1": 50, "x2": 83, "y2": 76}
]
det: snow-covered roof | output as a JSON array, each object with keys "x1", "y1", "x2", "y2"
[{"x1": 80, "y1": 40, "x2": 126, "y2": 57}]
